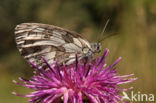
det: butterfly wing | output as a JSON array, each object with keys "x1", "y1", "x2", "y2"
[{"x1": 15, "y1": 23, "x2": 92, "y2": 68}]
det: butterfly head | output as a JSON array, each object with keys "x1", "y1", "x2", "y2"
[{"x1": 91, "y1": 43, "x2": 101, "y2": 53}]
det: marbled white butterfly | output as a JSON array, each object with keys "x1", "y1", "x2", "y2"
[{"x1": 15, "y1": 23, "x2": 101, "y2": 68}]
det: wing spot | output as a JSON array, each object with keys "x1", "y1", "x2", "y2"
[
  {"x1": 62, "y1": 33, "x2": 73, "y2": 43},
  {"x1": 21, "y1": 46, "x2": 42, "y2": 56}
]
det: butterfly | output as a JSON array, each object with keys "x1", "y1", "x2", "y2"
[{"x1": 15, "y1": 23, "x2": 101, "y2": 68}]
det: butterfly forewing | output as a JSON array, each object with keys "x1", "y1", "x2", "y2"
[{"x1": 15, "y1": 23, "x2": 92, "y2": 68}]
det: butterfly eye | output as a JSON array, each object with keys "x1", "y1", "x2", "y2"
[{"x1": 97, "y1": 46, "x2": 99, "y2": 50}]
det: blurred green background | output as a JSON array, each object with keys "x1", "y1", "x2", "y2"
[{"x1": 0, "y1": 0, "x2": 156, "y2": 103}]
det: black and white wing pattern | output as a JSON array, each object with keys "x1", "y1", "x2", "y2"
[{"x1": 15, "y1": 23, "x2": 92, "y2": 68}]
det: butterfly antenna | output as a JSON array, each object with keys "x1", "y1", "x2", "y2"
[
  {"x1": 98, "y1": 32, "x2": 118, "y2": 43},
  {"x1": 98, "y1": 19, "x2": 110, "y2": 43}
]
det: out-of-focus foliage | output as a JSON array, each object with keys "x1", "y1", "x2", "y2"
[{"x1": 0, "y1": 0, "x2": 155, "y2": 103}]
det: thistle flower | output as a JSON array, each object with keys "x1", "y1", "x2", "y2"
[{"x1": 13, "y1": 48, "x2": 137, "y2": 103}]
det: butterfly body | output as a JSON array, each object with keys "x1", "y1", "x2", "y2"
[{"x1": 15, "y1": 23, "x2": 101, "y2": 68}]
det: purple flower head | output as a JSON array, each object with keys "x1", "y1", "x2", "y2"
[{"x1": 13, "y1": 48, "x2": 137, "y2": 103}]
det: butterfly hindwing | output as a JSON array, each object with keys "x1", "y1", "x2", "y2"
[{"x1": 15, "y1": 23, "x2": 91, "y2": 68}]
